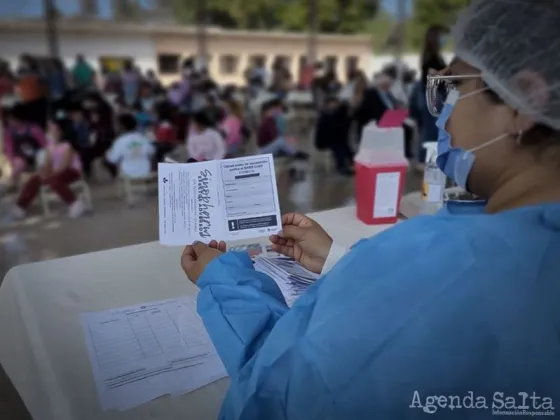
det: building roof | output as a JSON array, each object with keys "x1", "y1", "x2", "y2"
[{"x1": 0, "y1": 18, "x2": 372, "y2": 44}]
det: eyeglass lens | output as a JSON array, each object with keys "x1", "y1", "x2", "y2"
[{"x1": 426, "y1": 79, "x2": 455, "y2": 117}]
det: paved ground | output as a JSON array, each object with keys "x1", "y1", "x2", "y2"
[{"x1": 0, "y1": 156, "x2": 422, "y2": 419}]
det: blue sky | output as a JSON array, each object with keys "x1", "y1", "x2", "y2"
[{"x1": 0, "y1": 0, "x2": 411, "y2": 19}]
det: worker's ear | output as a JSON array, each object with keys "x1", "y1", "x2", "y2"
[
  {"x1": 513, "y1": 70, "x2": 549, "y2": 111},
  {"x1": 511, "y1": 113, "x2": 536, "y2": 135}
]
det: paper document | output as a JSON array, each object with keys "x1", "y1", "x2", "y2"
[
  {"x1": 158, "y1": 154, "x2": 282, "y2": 245},
  {"x1": 81, "y1": 296, "x2": 227, "y2": 411},
  {"x1": 254, "y1": 256, "x2": 319, "y2": 307}
]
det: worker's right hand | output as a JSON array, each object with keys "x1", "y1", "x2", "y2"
[{"x1": 269, "y1": 212, "x2": 333, "y2": 274}]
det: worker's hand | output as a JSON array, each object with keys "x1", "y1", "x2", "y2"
[
  {"x1": 181, "y1": 241, "x2": 225, "y2": 284},
  {"x1": 269, "y1": 213, "x2": 333, "y2": 274}
]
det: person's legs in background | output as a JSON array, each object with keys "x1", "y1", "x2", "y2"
[
  {"x1": 331, "y1": 138, "x2": 354, "y2": 176},
  {"x1": 77, "y1": 147, "x2": 95, "y2": 180},
  {"x1": 154, "y1": 142, "x2": 176, "y2": 163},
  {"x1": 259, "y1": 137, "x2": 294, "y2": 155},
  {"x1": 102, "y1": 159, "x2": 118, "y2": 179},
  {"x1": 260, "y1": 137, "x2": 308, "y2": 160},
  {"x1": 403, "y1": 124, "x2": 414, "y2": 160},
  {"x1": 14, "y1": 168, "x2": 85, "y2": 218},
  {"x1": 93, "y1": 141, "x2": 118, "y2": 180},
  {"x1": 14, "y1": 174, "x2": 42, "y2": 215}
]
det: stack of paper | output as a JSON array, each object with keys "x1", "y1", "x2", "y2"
[
  {"x1": 228, "y1": 243, "x2": 282, "y2": 259},
  {"x1": 80, "y1": 296, "x2": 227, "y2": 411},
  {"x1": 253, "y1": 256, "x2": 319, "y2": 307}
]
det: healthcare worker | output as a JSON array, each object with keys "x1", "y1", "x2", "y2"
[{"x1": 182, "y1": 1, "x2": 560, "y2": 418}]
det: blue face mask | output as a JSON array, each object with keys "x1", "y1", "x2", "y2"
[{"x1": 436, "y1": 89, "x2": 510, "y2": 191}]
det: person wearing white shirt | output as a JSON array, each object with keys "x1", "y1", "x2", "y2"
[
  {"x1": 106, "y1": 113, "x2": 155, "y2": 178},
  {"x1": 186, "y1": 110, "x2": 226, "y2": 161}
]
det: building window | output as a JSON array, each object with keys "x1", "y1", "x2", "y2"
[
  {"x1": 219, "y1": 55, "x2": 239, "y2": 75},
  {"x1": 249, "y1": 54, "x2": 267, "y2": 68},
  {"x1": 345, "y1": 56, "x2": 359, "y2": 73},
  {"x1": 324, "y1": 56, "x2": 338, "y2": 73},
  {"x1": 157, "y1": 54, "x2": 180, "y2": 75}
]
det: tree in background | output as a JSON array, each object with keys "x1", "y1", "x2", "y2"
[
  {"x1": 113, "y1": 0, "x2": 143, "y2": 21},
  {"x1": 80, "y1": 0, "x2": 98, "y2": 17},
  {"x1": 170, "y1": 0, "x2": 378, "y2": 33},
  {"x1": 410, "y1": 0, "x2": 471, "y2": 48},
  {"x1": 108, "y1": 0, "x2": 471, "y2": 53}
]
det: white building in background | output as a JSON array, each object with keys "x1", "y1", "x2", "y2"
[
  {"x1": 0, "y1": 19, "x2": 453, "y2": 84},
  {"x1": 0, "y1": 20, "x2": 158, "y2": 73}
]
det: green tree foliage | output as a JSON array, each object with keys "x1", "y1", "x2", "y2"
[
  {"x1": 170, "y1": 0, "x2": 378, "y2": 33},
  {"x1": 134, "y1": 0, "x2": 472, "y2": 54},
  {"x1": 113, "y1": 0, "x2": 144, "y2": 20},
  {"x1": 410, "y1": 0, "x2": 471, "y2": 48}
]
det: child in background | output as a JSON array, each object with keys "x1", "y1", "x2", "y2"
[
  {"x1": 3, "y1": 104, "x2": 47, "y2": 181},
  {"x1": 12, "y1": 118, "x2": 86, "y2": 219},
  {"x1": 257, "y1": 98, "x2": 308, "y2": 159},
  {"x1": 89, "y1": 109, "x2": 118, "y2": 180},
  {"x1": 132, "y1": 101, "x2": 154, "y2": 134},
  {"x1": 68, "y1": 103, "x2": 95, "y2": 179},
  {"x1": 186, "y1": 110, "x2": 226, "y2": 162},
  {"x1": 220, "y1": 99, "x2": 244, "y2": 156},
  {"x1": 138, "y1": 82, "x2": 156, "y2": 114},
  {"x1": 154, "y1": 102, "x2": 178, "y2": 163},
  {"x1": 106, "y1": 113, "x2": 155, "y2": 178},
  {"x1": 205, "y1": 91, "x2": 226, "y2": 126}
]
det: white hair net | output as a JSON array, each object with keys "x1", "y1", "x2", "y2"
[{"x1": 452, "y1": 0, "x2": 560, "y2": 130}]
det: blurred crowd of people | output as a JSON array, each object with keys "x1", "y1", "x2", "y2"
[
  {"x1": 313, "y1": 24, "x2": 449, "y2": 174},
  {"x1": 0, "y1": 24, "x2": 447, "y2": 219},
  {"x1": 0, "y1": 54, "x2": 312, "y2": 221}
]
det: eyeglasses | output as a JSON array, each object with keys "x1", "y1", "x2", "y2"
[{"x1": 426, "y1": 74, "x2": 481, "y2": 117}]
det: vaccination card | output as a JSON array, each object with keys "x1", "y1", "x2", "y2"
[{"x1": 158, "y1": 154, "x2": 282, "y2": 245}]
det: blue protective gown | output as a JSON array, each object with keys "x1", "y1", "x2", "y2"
[{"x1": 197, "y1": 203, "x2": 560, "y2": 419}]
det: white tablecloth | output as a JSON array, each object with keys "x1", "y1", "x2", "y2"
[{"x1": 0, "y1": 206, "x2": 392, "y2": 420}]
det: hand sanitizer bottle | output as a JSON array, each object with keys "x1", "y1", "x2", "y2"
[{"x1": 420, "y1": 142, "x2": 446, "y2": 215}]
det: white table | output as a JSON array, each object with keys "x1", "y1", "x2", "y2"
[{"x1": 0, "y1": 206, "x2": 393, "y2": 420}]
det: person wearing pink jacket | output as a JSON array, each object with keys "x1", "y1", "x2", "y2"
[{"x1": 186, "y1": 110, "x2": 226, "y2": 162}]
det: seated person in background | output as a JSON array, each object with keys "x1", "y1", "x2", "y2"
[
  {"x1": 89, "y1": 108, "x2": 118, "y2": 180},
  {"x1": 138, "y1": 82, "x2": 157, "y2": 114},
  {"x1": 257, "y1": 98, "x2": 308, "y2": 159},
  {"x1": 3, "y1": 104, "x2": 47, "y2": 181},
  {"x1": 154, "y1": 102, "x2": 178, "y2": 163},
  {"x1": 205, "y1": 91, "x2": 226, "y2": 126},
  {"x1": 12, "y1": 118, "x2": 86, "y2": 219},
  {"x1": 186, "y1": 110, "x2": 226, "y2": 162},
  {"x1": 68, "y1": 103, "x2": 95, "y2": 180},
  {"x1": 315, "y1": 95, "x2": 354, "y2": 176},
  {"x1": 167, "y1": 82, "x2": 186, "y2": 108},
  {"x1": 220, "y1": 99, "x2": 244, "y2": 156},
  {"x1": 106, "y1": 113, "x2": 155, "y2": 178},
  {"x1": 132, "y1": 101, "x2": 154, "y2": 134}
]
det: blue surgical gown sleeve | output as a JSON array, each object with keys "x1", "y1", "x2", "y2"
[
  {"x1": 197, "y1": 210, "x2": 560, "y2": 419},
  {"x1": 197, "y1": 252, "x2": 290, "y2": 375}
]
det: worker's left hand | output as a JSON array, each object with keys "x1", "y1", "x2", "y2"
[{"x1": 181, "y1": 240, "x2": 226, "y2": 284}]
